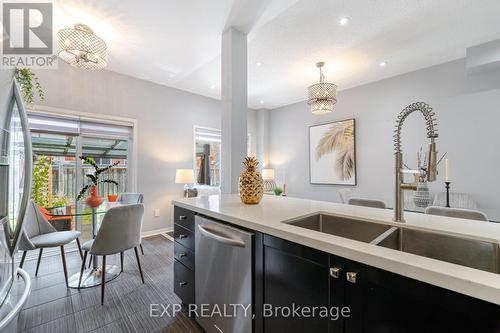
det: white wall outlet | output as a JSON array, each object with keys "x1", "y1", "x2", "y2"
[{"x1": 154, "y1": 208, "x2": 160, "y2": 217}]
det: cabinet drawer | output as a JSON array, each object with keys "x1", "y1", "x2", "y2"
[
  {"x1": 174, "y1": 260, "x2": 194, "y2": 305},
  {"x1": 174, "y1": 242, "x2": 195, "y2": 270},
  {"x1": 174, "y1": 206, "x2": 195, "y2": 231},
  {"x1": 174, "y1": 224, "x2": 195, "y2": 251}
]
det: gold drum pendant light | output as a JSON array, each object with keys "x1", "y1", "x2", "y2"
[{"x1": 307, "y1": 62, "x2": 337, "y2": 115}]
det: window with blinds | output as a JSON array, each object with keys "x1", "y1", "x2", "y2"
[{"x1": 194, "y1": 127, "x2": 221, "y2": 186}]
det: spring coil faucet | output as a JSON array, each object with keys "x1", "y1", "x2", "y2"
[{"x1": 394, "y1": 102, "x2": 438, "y2": 222}]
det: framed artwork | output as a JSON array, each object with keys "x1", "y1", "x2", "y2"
[{"x1": 309, "y1": 119, "x2": 356, "y2": 185}]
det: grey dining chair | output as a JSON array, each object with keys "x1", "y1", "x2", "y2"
[
  {"x1": 348, "y1": 197, "x2": 387, "y2": 209},
  {"x1": 78, "y1": 204, "x2": 145, "y2": 305},
  {"x1": 338, "y1": 189, "x2": 352, "y2": 204},
  {"x1": 18, "y1": 200, "x2": 83, "y2": 286},
  {"x1": 118, "y1": 192, "x2": 145, "y2": 255},
  {"x1": 425, "y1": 206, "x2": 488, "y2": 221}
]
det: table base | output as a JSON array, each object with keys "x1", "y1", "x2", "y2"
[{"x1": 68, "y1": 265, "x2": 121, "y2": 289}]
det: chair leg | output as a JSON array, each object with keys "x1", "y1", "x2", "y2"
[
  {"x1": 88, "y1": 255, "x2": 93, "y2": 269},
  {"x1": 76, "y1": 238, "x2": 83, "y2": 260},
  {"x1": 101, "y1": 256, "x2": 106, "y2": 305},
  {"x1": 78, "y1": 251, "x2": 88, "y2": 289},
  {"x1": 140, "y1": 243, "x2": 144, "y2": 255},
  {"x1": 134, "y1": 247, "x2": 145, "y2": 284},
  {"x1": 35, "y1": 248, "x2": 43, "y2": 276},
  {"x1": 19, "y1": 251, "x2": 27, "y2": 269},
  {"x1": 60, "y1": 245, "x2": 69, "y2": 287},
  {"x1": 120, "y1": 252, "x2": 124, "y2": 272}
]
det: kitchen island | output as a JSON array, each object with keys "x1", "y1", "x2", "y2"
[{"x1": 172, "y1": 194, "x2": 500, "y2": 332}]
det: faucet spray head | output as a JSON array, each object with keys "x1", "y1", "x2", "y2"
[{"x1": 427, "y1": 138, "x2": 438, "y2": 182}]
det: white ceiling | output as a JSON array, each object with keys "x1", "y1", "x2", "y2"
[{"x1": 52, "y1": 0, "x2": 500, "y2": 109}]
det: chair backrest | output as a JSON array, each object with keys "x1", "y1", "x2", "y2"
[
  {"x1": 432, "y1": 192, "x2": 477, "y2": 210},
  {"x1": 91, "y1": 204, "x2": 144, "y2": 255},
  {"x1": 18, "y1": 200, "x2": 57, "y2": 251},
  {"x1": 348, "y1": 197, "x2": 386, "y2": 209},
  {"x1": 23, "y1": 200, "x2": 56, "y2": 238},
  {"x1": 118, "y1": 193, "x2": 143, "y2": 204},
  {"x1": 425, "y1": 206, "x2": 488, "y2": 222},
  {"x1": 338, "y1": 189, "x2": 352, "y2": 204}
]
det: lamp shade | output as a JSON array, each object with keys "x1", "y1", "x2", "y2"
[
  {"x1": 262, "y1": 169, "x2": 275, "y2": 181},
  {"x1": 175, "y1": 169, "x2": 194, "y2": 184}
]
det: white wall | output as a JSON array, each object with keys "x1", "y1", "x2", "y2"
[
  {"x1": 33, "y1": 63, "x2": 257, "y2": 232},
  {"x1": 269, "y1": 59, "x2": 500, "y2": 220}
]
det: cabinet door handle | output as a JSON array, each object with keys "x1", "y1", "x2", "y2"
[
  {"x1": 330, "y1": 267, "x2": 341, "y2": 279},
  {"x1": 179, "y1": 215, "x2": 188, "y2": 220},
  {"x1": 346, "y1": 272, "x2": 358, "y2": 284},
  {"x1": 179, "y1": 252, "x2": 187, "y2": 258},
  {"x1": 179, "y1": 281, "x2": 188, "y2": 287},
  {"x1": 179, "y1": 234, "x2": 188, "y2": 239}
]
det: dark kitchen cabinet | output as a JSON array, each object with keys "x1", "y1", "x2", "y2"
[
  {"x1": 173, "y1": 206, "x2": 196, "y2": 307},
  {"x1": 260, "y1": 235, "x2": 500, "y2": 333},
  {"x1": 344, "y1": 259, "x2": 500, "y2": 333},
  {"x1": 261, "y1": 235, "x2": 345, "y2": 333}
]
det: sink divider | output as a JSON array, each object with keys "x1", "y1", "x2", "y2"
[{"x1": 370, "y1": 227, "x2": 398, "y2": 245}]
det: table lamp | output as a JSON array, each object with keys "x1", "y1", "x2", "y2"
[
  {"x1": 175, "y1": 169, "x2": 194, "y2": 198},
  {"x1": 262, "y1": 168, "x2": 276, "y2": 192}
]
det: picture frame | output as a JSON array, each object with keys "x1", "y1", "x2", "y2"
[{"x1": 309, "y1": 118, "x2": 356, "y2": 185}]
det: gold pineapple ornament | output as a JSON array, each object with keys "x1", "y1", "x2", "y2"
[{"x1": 239, "y1": 157, "x2": 264, "y2": 204}]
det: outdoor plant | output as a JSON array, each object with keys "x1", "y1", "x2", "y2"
[
  {"x1": 52, "y1": 194, "x2": 68, "y2": 207},
  {"x1": 32, "y1": 155, "x2": 51, "y2": 207},
  {"x1": 77, "y1": 156, "x2": 119, "y2": 200},
  {"x1": 15, "y1": 67, "x2": 44, "y2": 105}
]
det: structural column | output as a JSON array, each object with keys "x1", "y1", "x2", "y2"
[
  {"x1": 221, "y1": 27, "x2": 248, "y2": 194},
  {"x1": 256, "y1": 108, "x2": 270, "y2": 169}
]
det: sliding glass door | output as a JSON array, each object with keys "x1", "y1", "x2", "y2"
[
  {"x1": 28, "y1": 113, "x2": 133, "y2": 244},
  {"x1": 31, "y1": 132, "x2": 78, "y2": 233}
]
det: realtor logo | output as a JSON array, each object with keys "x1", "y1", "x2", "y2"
[{"x1": 1, "y1": 1, "x2": 57, "y2": 68}]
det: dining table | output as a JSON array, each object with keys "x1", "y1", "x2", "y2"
[{"x1": 47, "y1": 201, "x2": 126, "y2": 289}]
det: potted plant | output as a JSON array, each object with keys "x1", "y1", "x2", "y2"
[
  {"x1": 274, "y1": 186, "x2": 283, "y2": 196},
  {"x1": 77, "y1": 156, "x2": 119, "y2": 208},
  {"x1": 15, "y1": 67, "x2": 44, "y2": 106}
]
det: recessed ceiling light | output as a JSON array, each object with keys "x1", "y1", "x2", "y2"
[
  {"x1": 256, "y1": 61, "x2": 263, "y2": 67},
  {"x1": 339, "y1": 16, "x2": 350, "y2": 25},
  {"x1": 260, "y1": 100, "x2": 264, "y2": 105},
  {"x1": 210, "y1": 84, "x2": 216, "y2": 89},
  {"x1": 379, "y1": 61, "x2": 388, "y2": 67}
]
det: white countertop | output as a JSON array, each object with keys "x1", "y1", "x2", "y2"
[{"x1": 172, "y1": 194, "x2": 500, "y2": 305}]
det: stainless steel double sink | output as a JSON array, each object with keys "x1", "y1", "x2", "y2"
[{"x1": 285, "y1": 213, "x2": 500, "y2": 274}]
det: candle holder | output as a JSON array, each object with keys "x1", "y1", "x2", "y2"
[{"x1": 445, "y1": 181, "x2": 451, "y2": 208}]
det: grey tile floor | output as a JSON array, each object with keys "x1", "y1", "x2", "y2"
[{"x1": 12, "y1": 236, "x2": 203, "y2": 333}]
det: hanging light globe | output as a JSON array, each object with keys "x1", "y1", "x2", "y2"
[{"x1": 58, "y1": 24, "x2": 107, "y2": 70}]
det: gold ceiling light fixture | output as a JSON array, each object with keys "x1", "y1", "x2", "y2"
[
  {"x1": 58, "y1": 24, "x2": 107, "y2": 69},
  {"x1": 307, "y1": 62, "x2": 337, "y2": 115}
]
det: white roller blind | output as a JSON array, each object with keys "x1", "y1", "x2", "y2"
[
  {"x1": 28, "y1": 114, "x2": 79, "y2": 135},
  {"x1": 28, "y1": 114, "x2": 132, "y2": 140},
  {"x1": 80, "y1": 121, "x2": 131, "y2": 140},
  {"x1": 195, "y1": 127, "x2": 221, "y2": 143}
]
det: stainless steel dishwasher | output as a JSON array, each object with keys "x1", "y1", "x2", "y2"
[{"x1": 195, "y1": 215, "x2": 253, "y2": 333}]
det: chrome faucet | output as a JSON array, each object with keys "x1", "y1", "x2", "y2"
[{"x1": 394, "y1": 102, "x2": 438, "y2": 222}]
